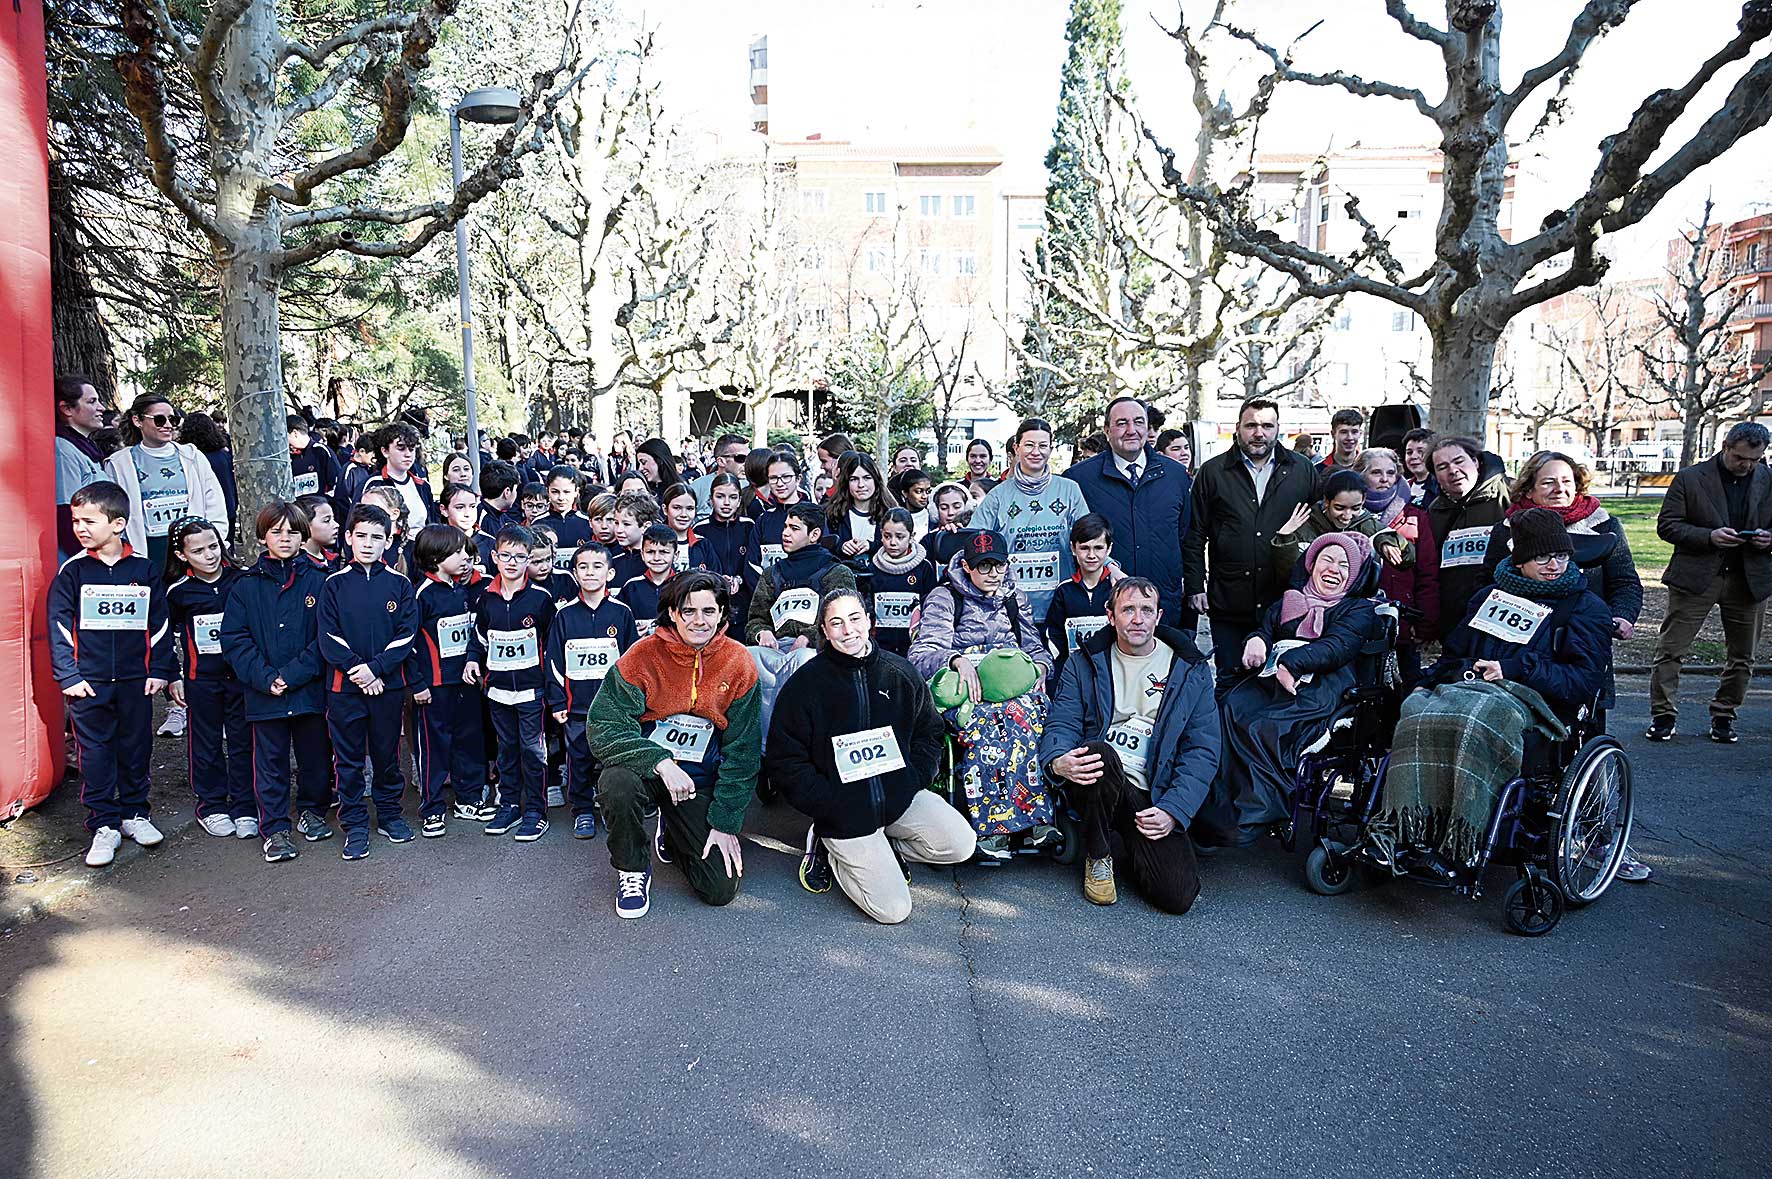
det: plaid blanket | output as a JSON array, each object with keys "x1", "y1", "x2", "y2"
[{"x1": 1379, "y1": 680, "x2": 1568, "y2": 863}]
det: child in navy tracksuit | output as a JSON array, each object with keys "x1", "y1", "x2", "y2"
[
  {"x1": 546, "y1": 541, "x2": 639, "y2": 837},
  {"x1": 865, "y1": 508, "x2": 936, "y2": 657},
  {"x1": 295, "y1": 493, "x2": 340, "y2": 572},
  {"x1": 49, "y1": 482, "x2": 177, "y2": 867},
  {"x1": 1044, "y1": 513, "x2": 1120, "y2": 676},
  {"x1": 616, "y1": 525, "x2": 679, "y2": 638},
  {"x1": 318, "y1": 503, "x2": 419, "y2": 858},
  {"x1": 476, "y1": 524, "x2": 556, "y2": 840},
  {"x1": 542, "y1": 466, "x2": 593, "y2": 574},
  {"x1": 164, "y1": 517, "x2": 254, "y2": 837},
  {"x1": 408, "y1": 525, "x2": 489, "y2": 836},
  {"x1": 220, "y1": 500, "x2": 333, "y2": 862}
]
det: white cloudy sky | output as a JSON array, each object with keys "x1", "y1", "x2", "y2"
[{"x1": 631, "y1": 0, "x2": 1770, "y2": 277}]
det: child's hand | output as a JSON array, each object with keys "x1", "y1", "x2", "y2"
[
  {"x1": 64, "y1": 681, "x2": 95, "y2": 699},
  {"x1": 168, "y1": 680, "x2": 186, "y2": 707},
  {"x1": 269, "y1": 677, "x2": 288, "y2": 696},
  {"x1": 552, "y1": 710, "x2": 568, "y2": 724},
  {"x1": 463, "y1": 662, "x2": 481, "y2": 685},
  {"x1": 347, "y1": 663, "x2": 376, "y2": 689},
  {"x1": 145, "y1": 677, "x2": 167, "y2": 696},
  {"x1": 412, "y1": 688, "x2": 432, "y2": 705},
  {"x1": 362, "y1": 676, "x2": 385, "y2": 696}
]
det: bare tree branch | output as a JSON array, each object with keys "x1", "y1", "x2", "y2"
[{"x1": 279, "y1": 13, "x2": 417, "y2": 67}]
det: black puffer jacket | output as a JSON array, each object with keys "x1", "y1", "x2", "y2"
[
  {"x1": 765, "y1": 641, "x2": 948, "y2": 839},
  {"x1": 1427, "y1": 452, "x2": 1509, "y2": 627}
]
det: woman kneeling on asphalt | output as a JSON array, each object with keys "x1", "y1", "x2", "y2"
[{"x1": 766, "y1": 589, "x2": 976, "y2": 923}]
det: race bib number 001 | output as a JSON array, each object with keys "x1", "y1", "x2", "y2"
[
  {"x1": 80, "y1": 584, "x2": 150, "y2": 631},
  {"x1": 192, "y1": 611, "x2": 224, "y2": 655},
  {"x1": 1008, "y1": 550, "x2": 1061, "y2": 592},
  {"x1": 650, "y1": 713, "x2": 714, "y2": 763},
  {"x1": 874, "y1": 592, "x2": 918, "y2": 629},
  {"x1": 1468, "y1": 590, "x2": 1552, "y2": 645},
  {"x1": 1440, "y1": 526, "x2": 1491, "y2": 569},
  {"x1": 563, "y1": 636, "x2": 617, "y2": 680},
  {"x1": 770, "y1": 586, "x2": 819, "y2": 630},
  {"x1": 437, "y1": 613, "x2": 473, "y2": 660},
  {"x1": 832, "y1": 726, "x2": 907, "y2": 784},
  {"x1": 486, "y1": 627, "x2": 539, "y2": 672}
]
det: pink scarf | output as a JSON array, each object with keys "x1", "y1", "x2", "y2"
[{"x1": 1279, "y1": 533, "x2": 1372, "y2": 639}]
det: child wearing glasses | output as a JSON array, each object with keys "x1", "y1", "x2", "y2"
[{"x1": 475, "y1": 525, "x2": 557, "y2": 842}]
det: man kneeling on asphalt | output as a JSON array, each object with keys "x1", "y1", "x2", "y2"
[
  {"x1": 1039, "y1": 576, "x2": 1219, "y2": 912},
  {"x1": 766, "y1": 589, "x2": 977, "y2": 923},
  {"x1": 586, "y1": 571, "x2": 762, "y2": 918}
]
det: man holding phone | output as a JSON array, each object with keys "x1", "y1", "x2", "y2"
[{"x1": 1649, "y1": 422, "x2": 1772, "y2": 743}]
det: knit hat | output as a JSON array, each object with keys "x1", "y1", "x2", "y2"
[{"x1": 1509, "y1": 506, "x2": 1573, "y2": 565}]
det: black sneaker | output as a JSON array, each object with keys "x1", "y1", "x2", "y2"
[
  {"x1": 798, "y1": 826, "x2": 832, "y2": 894},
  {"x1": 341, "y1": 829, "x2": 370, "y2": 860},
  {"x1": 1026, "y1": 824, "x2": 1062, "y2": 853},
  {"x1": 296, "y1": 811, "x2": 334, "y2": 842},
  {"x1": 484, "y1": 805, "x2": 521, "y2": 835},
  {"x1": 262, "y1": 832, "x2": 299, "y2": 863},
  {"x1": 573, "y1": 813, "x2": 599, "y2": 840},
  {"x1": 420, "y1": 814, "x2": 446, "y2": 838},
  {"x1": 377, "y1": 816, "x2": 415, "y2": 843},
  {"x1": 1710, "y1": 716, "x2": 1739, "y2": 743},
  {"x1": 654, "y1": 819, "x2": 673, "y2": 864},
  {"x1": 514, "y1": 813, "x2": 548, "y2": 842},
  {"x1": 1644, "y1": 716, "x2": 1676, "y2": 742}
]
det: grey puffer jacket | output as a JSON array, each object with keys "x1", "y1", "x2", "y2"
[{"x1": 907, "y1": 553, "x2": 1053, "y2": 681}]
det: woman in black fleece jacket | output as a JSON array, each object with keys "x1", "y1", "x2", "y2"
[{"x1": 766, "y1": 588, "x2": 977, "y2": 923}]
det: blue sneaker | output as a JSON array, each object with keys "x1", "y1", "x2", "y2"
[
  {"x1": 484, "y1": 805, "x2": 521, "y2": 835},
  {"x1": 377, "y1": 816, "x2": 415, "y2": 843},
  {"x1": 341, "y1": 829, "x2": 370, "y2": 860},
  {"x1": 615, "y1": 869, "x2": 651, "y2": 918},
  {"x1": 514, "y1": 813, "x2": 549, "y2": 842},
  {"x1": 573, "y1": 813, "x2": 599, "y2": 840},
  {"x1": 654, "y1": 819, "x2": 673, "y2": 864}
]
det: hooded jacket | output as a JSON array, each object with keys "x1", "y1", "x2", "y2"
[
  {"x1": 103, "y1": 441, "x2": 230, "y2": 555},
  {"x1": 765, "y1": 641, "x2": 947, "y2": 839},
  {"x1": 1429, "y1": 566, "x2": 1613, "y2": 712},
  {"x1": 907, "y1": 553, "x2": 1053, "y2": 680},
  {"x1": 1039, "y1": 624, "x2": 1221, "y2": 827}
]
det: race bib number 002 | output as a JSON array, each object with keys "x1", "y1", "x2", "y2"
[
  {"x1": 650, "y1": 713, "x2": 713, "y2": 763},
  {"x1": 1467, "y1": 590, "x2": 1552, "y2": 645},
  {"x1": 1440, "y1": 526, "x2": 1491, "y2": 569},
  {"x1": 486, "y1": 627, "x2": 539, "y2": 672},
  {"x1": 832, "y1": 726, "x2": 907, "y2": 784},
  {"x1": 563, "y1": 636, "x2": 617, "y2": 680},
  {"x1": 80, "y1": 584, "x2": 150, "y2": 631}
]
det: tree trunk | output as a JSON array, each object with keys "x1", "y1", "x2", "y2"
[
  {"x1": 749, "y1": 400, "x2": 768, "y2": 446},
  {"x1": 934, "y1": 407, "x2": 950, "y2": 473},
  {"x1": 48, "y1": 152, "x2": 117, "y2": 403},
  {"x1": 1680, "y1": 385, "x2": 1705, "y2": 470},
  {"x1": 1429, "y1": 315, "x2": 1501, "y2": 440},
  {"x1": 874, "y1": 398, "x2": 891, "y2": 470}
]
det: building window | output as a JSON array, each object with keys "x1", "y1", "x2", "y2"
[
  {"x1": 951, "y1": 194, "x2": 976, "y2": 218},
  {"x1": 953, "y1": 250, "x2": 977, "y2": 275},
  {"x1": 1748, "y1": 243, "x2": 1761, "y2": 271},
  {"x1": 864, "y1": 191, "x2": 888, "y2": 215},
  {"x1": 919, "y1": 248, "x2": 942, "y2": 274},
  {"x1": 749, "y1": 42, "x2": 767, "y2": 70},
  {"x1": 800, "y1": 189, "x2": 826, "y2": 216},
  {"x1": 918, "y1": 194, "x2": 942, "y2": 218},
  {"x1": 799, "y1": 246, "x2": 822, "y2": 272},
  {"x1": 1391, "y1": 310, "x2": 1412, "y2": 332},
  {"x1": 1333, "y1": 309, "x2": 1353, "y2": 332},
  {"x1": 864, "y1": 247, "x2": 887, "y2": 274}
]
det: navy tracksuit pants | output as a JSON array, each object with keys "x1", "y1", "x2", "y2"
[
  {"x1": 186, "y1": 678, "x2": 252, "y2": 820},
  {"x1": 327, "y1": 691, "x2": 406, "y2": 831},
  {"x1": 69, "y1": 682, "x2": 153, "y2": 832},
  {"x1": 251, "y1": 713, "x2": 332, "y2": 836},
  {"x1": 490, "y1": 697, "x2": 546, "y2": 816},
  {"x1": 563, "y1": 718, "x2": 601, "y2": 817},
  {"x1": 414, "y1": 684, "x2": 486, "y2": 817}
]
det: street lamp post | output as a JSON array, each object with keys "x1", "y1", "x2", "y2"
[{"x1": 450, "y1": 86, "x2": 522, "y2": 482}]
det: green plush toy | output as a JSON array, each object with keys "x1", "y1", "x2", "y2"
[{"x1": 929, "y1": 649, "x2": 1039, "y2": 725}]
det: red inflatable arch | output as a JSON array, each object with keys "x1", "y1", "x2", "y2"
[{"x1": 0, "y1": 1, "x2": 65, "y2": 817}]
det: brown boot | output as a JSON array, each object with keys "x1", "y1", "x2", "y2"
[{"x1": 1083, "y1": 855, "x2": 1117, "y2": 905}]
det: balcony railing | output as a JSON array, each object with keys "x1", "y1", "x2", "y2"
[{"x1": 1727, "y1": 301, "x2": 1772, "y2": 324}]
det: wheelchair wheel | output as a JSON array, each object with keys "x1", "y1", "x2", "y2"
[
  {"x1": 1501, "y1": 869, "x2": 1565, "y2": 936},
  {"x1": 1303, "y1": 841, "x2": 1356, "y2": 896},
  {"x1": 1051, "y1": 807, "x2": 1082, "y2": 866},
  {"x1": 1552, "y1": 736, "x2": 1633, "y2": 907}
]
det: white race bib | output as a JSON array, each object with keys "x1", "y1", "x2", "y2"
[
  {"x1": 142, "y1": 489, "x2": 188, "y2": 537},
  {"x1": 650, "y1": 713, "x2": 714, "y2": 763},
  {"x1": 291, "y1": 470, "x2": 320, "y2": 497},
  {"x1": 673, "y1": 547, "x2": 690, "y2": 573},
  {"x1": 1467, "y1": 590, "x2": 1552, "y2": 645},
  {"x1": 770, "y1": 586, "x2": 820, "y2": 629},
  {"x1": 486, "y1": 627, "x2": 539, "y2": 672},
  {"x1": 1104, "y1": 714, "x2": 1155, "y2": 777},
  {"x1": 1261, "y1": 638, "x2": 1309, "y2": 677},
  {"x1": 832, "y1": 726, "x2": 907, "y2": 784},
  {"x1": 564, "y1": 636, "x2": 617, "y2": 680},
  {"x1": 437, "y1": 613, "x2": 473, "y2": 660},
  {"x1": 81, "y1": 584, "x2": 149, "y2": 631},
  {"x1": 1008, "y1": 550, "x2": 1061, "y2": 592},
  {"x1": 1441, "y1": 526, "x2": 1492, "y2": 569},
  {"x1": 1065, "y1": 615, "x2": 1108, "y2": 651},
  {"x1": 192, "y1": 611, "x2": 223, "y2": 655},
  {"x1": 874, "y1": 592, "x2": 919, "y2": 629},
  {"x1": 760, "y1": 543, "x2": 785, "y2": 570},
  {"x1": 552, "y1": 548, "x2": 574, "y2": 574}
]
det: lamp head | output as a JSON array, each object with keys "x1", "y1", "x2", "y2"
[{"x1": 455, "y1": 86, "x2": 522, "y2": 125}]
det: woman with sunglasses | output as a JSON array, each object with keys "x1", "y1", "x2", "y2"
[{"x1": 103, "y1": 394, "x2": 229, "y2": 575}]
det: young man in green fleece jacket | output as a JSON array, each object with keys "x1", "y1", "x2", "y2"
[{"x1": 586, "y1": 571, "x2": 763, "y2": 919}]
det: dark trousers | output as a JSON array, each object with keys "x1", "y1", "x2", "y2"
[
  {"x1": 1053, "y1": 741, "x2": 1200, "y2": 915},
  {"x1": 327, "y1": 691, "x2": 407, "y2": 831},
  {"x1": 251, "y1": 713, "x2": 332, "y2": 836},
  {"x1": 563, "y1": 718, "x2": 601, "y2": 816},
  {"x1": 414, "y1": 684, "x2": 485, "y2": 817},
  {"x1": 599, "y1": 765, "x2": 738, "y2": 906},
  {"x1": 1208, "y1": 614, "x2": 1258, "y2": 700},
  {"x1": 186, "y1": 677, "x2": 252, "y2": 819},
  {"x1": 69, "y1": 681, "x2": 153, "y2": 832},
  {"x1": 490, "y1": 696, "x2": 547, "y2": 815}
]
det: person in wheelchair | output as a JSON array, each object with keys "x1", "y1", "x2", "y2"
[
  {"x1": 1199, "y1": 533, "x2": 1385, "y2": 848},
  {"x1": 1376, "y1": 508, "x2": 1613, "y2": 882}
]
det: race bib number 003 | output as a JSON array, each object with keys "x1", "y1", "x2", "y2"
[
  {"x1": 1104, "y1": 714, "x2": 1155, "y2": 776},
  {"x1": 563, "y1": 636, "x2": 617, "y2": 680},
  {"x1": 1440, "y1": 526, "x2": 1491, "y2": 569},
  {"x1": 486, "y1": 627, "x2": 539, "y2": 672},
  {"x1": 80, "y1": 584, "x2": 150, "y2": 631},
  {"x1": 832, "y1": 726, "x2": 907, "y2": 784},
  {"x1": 873, "y1": 592, "x2": 918, "y2": 629},
  {"x1": 1468, "y1": 590, "x2": 1552, "y2": 645},
  {"x1": 650, "y1": 713, "x2": 713, "y2": 763},
  {"x1": 192, "y1": 611, "x2": 224, "y2": 655}
]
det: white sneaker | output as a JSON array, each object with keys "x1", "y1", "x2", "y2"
[
  {"x1": 233, "y1": 816, "x2": 259, "y2": 839},
  {"x1": 156, "y1": 704, "x2": 187, "y2": 738},
  {"x1": 198, "y1": 813, "x2": 236, "y2": 837},
  {"x1": 547, "y1": 784, "x2": 565, "y2": 809},
  {"x1": 86, "y1": 827, "x2": 123, "y2": 867},
  {"x1": 120, "y1": 817, "x2": 164, "y2": 847}
]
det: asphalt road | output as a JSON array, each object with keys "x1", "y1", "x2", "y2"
[{"x1": 2, "y1": 684, "x2": 1767, "y2": 1179}]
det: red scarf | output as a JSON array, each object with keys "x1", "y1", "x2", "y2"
[{"x1": 1507, "y1": 495, "x2": 1599, "y2": 525}]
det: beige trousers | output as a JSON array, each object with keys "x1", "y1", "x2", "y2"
[
  {"x1": 1650, "y1": 570, "x2": 1766, "y2": 722},
  {"x1": 822, "y1": 791, "x2": 977, "y2": 924}
]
